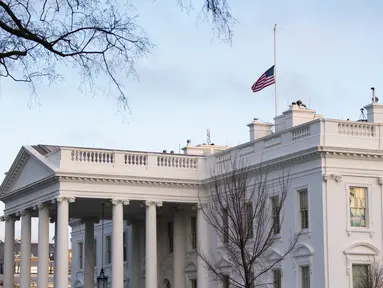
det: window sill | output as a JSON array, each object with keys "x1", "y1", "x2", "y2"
[
  {"x1": 296, "y1": 229, "x2": 311, "y2": 238},
  {"x1": 347, "y1": 228, "x2": 374, "y2": 238}
]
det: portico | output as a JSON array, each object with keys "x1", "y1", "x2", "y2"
[{"x1": 0, "y1": 144, "x2": 219, "y2": 288}]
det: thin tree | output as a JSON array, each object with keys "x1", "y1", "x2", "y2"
[
  {"x1": 0, "y1": 0, "x2": 235, "y2": 108},
  {"x1": 354, "y1": 260, "x2": 383, "y2": 288},
  {"x1": 198, "y1": 157, "x2": 299, "y2": 288}
]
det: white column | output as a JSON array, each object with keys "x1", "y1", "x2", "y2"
[
  {"x1": 145, "y1": 201, "x2": 161, "y2": 288},
  {"x1": 20, "y1": 210, "x2": 31, "y2": 288},
  {"x1": 53, "y1": 216, "x2": 58, "y2": 287},
  {"x1": 4, "y1": 216, "x2": 15, "y2": 288},
  {"x1": 111, "y1": 199, "x2": 124, "y2": 288},
  {"x1": 37, "y1": 204, "x2": 50, "y2": 288},
  {"x1": 197, "y1": 205, "x2": 209, "y2": 288},
  {"x1": 56, "y1": 197, "x2": 69, "y2": 288},
  {"x1": 131, "y1": 221, "x2": 140, "y2": 288},
  {"x1": 173, "y1": 211, "x2": 185, "y2": 288},
  {"x1": 84, "y1": 220, "x2": 95, "y2": 288}
]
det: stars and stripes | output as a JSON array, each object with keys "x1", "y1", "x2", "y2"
[{"x1": 251, "y1": 65, "x2": 275, "y2": 93}]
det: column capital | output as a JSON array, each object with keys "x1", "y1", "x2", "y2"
[
  {"x1": 17, "y1": 210, "x2": 31, "y2": 217},
  {"x1": 52, "y1": 196, "x2": 75, "y2": 204},
  {"x1": 0, "y1": 215, "x2": 17, "y2": 222},
  {"x1": 144, "y1": 200, "x2": 163, "y2": 207},
  {"x1": 33, "y1": 203, "x2": 47, "y2": 211}
]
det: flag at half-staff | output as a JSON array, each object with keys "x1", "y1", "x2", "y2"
[{"x1": 251, "y1": 65, "x2": 275, "y2": 92}]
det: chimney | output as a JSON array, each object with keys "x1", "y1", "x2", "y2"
[
  {"x1": 278, "y1": 100, "x2": 317, "y2": 131},
  {"x1": 247, "y1": 119, "x2": 273, "y2": 141},
  {"x1": 364, "y1": 87, "x2": 383, "y2": 123}
]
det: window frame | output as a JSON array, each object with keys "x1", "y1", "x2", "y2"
[
  {"x1": 295, "y1": 185, "x2": 311, "y2": 234},
  {"x1": 190, "y1": 216, "x2": 197, "y2": 249},
  {"x1": 105, "y1": 234, "x2": 112, "y2": 265},
  {"x1": 270, "y1": 195, "x2": 281, "y2": 235},
  {"x1": 77, "y1": 241, "x2": 83, "y2": 270},
  {"x1": 272, "y1": 268, "x2": 282, "y2": 288},
  {"x1": 352, "y1": 263, "x2": 369, "y2": 288},
  {"x1": 346, "y1": 183, "x2": 373, "y2": 235},
  {"x1": 301, "y1": 265, "x2": 310, "y2": 288},
  {"x1": 168, "y1": 221, "x2": 174, "y2": 254}
]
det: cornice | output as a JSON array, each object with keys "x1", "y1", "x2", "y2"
[
  {"x1": 57, "y1": 175, "x2": 201, "y2": 188},
  {"x1": 0, "y1": 175, "x2": 58, "y2": 201}
]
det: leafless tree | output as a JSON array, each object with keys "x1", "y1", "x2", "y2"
[
  {"x1": 198, "y1": 157, "x2": 299, "y2": 288},
  {"x1": 354, "y1": 260, "x2": 383, "y2": 288},
  {"x1": 0, "y1": 0, "x2": 235, "y2": 108}
]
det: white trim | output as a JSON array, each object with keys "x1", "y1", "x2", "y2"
[{"x1": 345, "y1": 182, "x2": 373, "y2": 237}]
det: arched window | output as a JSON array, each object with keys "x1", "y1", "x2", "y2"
[{"x1": 164, "y1": 279, "x2": 171, "y2": 288}]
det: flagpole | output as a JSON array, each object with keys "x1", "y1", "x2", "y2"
[{"x1": 274, "y1": 24, "x2": 278, "y2": 118}]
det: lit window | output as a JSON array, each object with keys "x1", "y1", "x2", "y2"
[
  {"x1": 271, "y1": 196, "x2": 280, "y2": 234},
  {"x1": 299, "y1": 190, "x2": 309, "y2": 230},
  {"x1": 352, "y1": 264, "x2": 369, "y2": 288},
  {"x1": 273, "y1": 269, "x2": 281, "y2": 288},
  {"x1": 106, "y1": 235, "x2": 112, "y2": 264},
  {"x1": 350, "y1": 187, "x2": 368, "y2": 227},
  {"x1": 191, "y1": 216, "x2": 197, "y2": 249},
  {"x1": 168, "y1": 222, "x2": 174, "y2": 253},
  {"x1": 78, "y1": 242, "x2": 83, "y2": 270},
  {"x1": 301, "y1": 266, "x2": 310, "y2": 288}
]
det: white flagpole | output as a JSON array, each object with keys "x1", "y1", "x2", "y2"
[{"x1": 274, "y1": 24, "x2": 278, "y2": 118}]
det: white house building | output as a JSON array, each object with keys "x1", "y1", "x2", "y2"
[{"x1": 1, "y1": 97, "x2": 383, "y2": 288}]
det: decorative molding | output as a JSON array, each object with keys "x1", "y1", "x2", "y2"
[
  {"x1": 123, "y1": 200, "x2": 130, "y2": 206},
  {"x1": 156, "y1": 201, "x2": 163, "y2": 207},
  {"x1": 323, "y1": 174, "x2": 342, "y2": 182},
  {"x1": 145, "y1": 200, "x2": 154, "y2": 207},
  {"x1": 378, "y1": 177, "x2": 383, "y2": 186},
  {"x1": 110, "y1": 199, "x2": 122, "y2": 205},
  {"x1": 57, "y1": 175, "x2": 201, "y2": 188}
]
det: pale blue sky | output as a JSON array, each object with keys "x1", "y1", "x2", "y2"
[{"x1": 0, "y1": 0, "x2": 382, "y2": 241}]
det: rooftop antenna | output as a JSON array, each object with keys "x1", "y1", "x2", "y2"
[
  {"x1": 371, "y1": 87, "x2": 379, "y2": 103},
  {"x1": 206, "y1": 128, "x2": 211, "y2": 144}
]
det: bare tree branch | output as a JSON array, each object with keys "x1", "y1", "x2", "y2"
[
  {"x1": 198, "y1": 155, "x2": 299, "y2": 288},
  {"x1": 0, "y1": 0, "x2": 152, "y2": 109},
  {"x1": 355, "y1": 260, "x2": 383, "y2": 288}
]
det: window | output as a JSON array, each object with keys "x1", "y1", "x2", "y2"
[
  {"x1": 352, "y1": 264, "x2": 369, "y2": 288},
  {"x1": 301, "y1": 266, "x2": 310, "y2": 288},
  {"x1": 273, "y1": 269, "x2": 281, "y2": 288},
  {"x1": 299, "y1": 189, "x2": 309, "y2": 230},
  {"x1": 245, "y1": 202, "x2": 254, "y2": 238},
  {"x1": 77, "y1": 242, "x2": 83, "y2": 270},
  {"x1": 190, "y1": 279, "x2": 197, "y2": 288},
  {"x1": 222, "y1": 275, "x2": 229, "y2": 288},
  {"x1": 168, "y1": 222, "x2": 174, "y2": 253},
  {"x1": 271, "y1": 196, "x2": 280, "y2": 234},
  {"x1": 350, "y1": 187, "x2": 368, "y2": 227},
  {"x1": 123, "y1": 232, "x2": 127, "y2": 262},
  {"x1": 94, "y1": 239, "x2": 97, "y2": 266},
  {"x1": 191, "y1": 216, "x2": 197, "y2": 249},
  {"x1": 223, "y1": 207, "x2": 229, "y2": 243},
  {"x1": 106, "y1": 235, "x2": 112, "y2": 264}
]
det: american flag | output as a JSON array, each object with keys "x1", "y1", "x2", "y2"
[{"x1": 251, "y1": 65, "x2": 275, "y2": 92}]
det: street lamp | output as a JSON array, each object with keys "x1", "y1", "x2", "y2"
[{"x1": 97, "y1": 202, "x2": 108, "y2": 288}]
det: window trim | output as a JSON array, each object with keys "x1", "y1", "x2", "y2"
[
  {"x1": 345, "y1": 183, "x2": 373, "y2": 235},
  {"x1": 295, "y1": 185, "x2": 311, "y2": 235},
  {"x1": 77, "y1": 241, "x2": 84, "y2": 271},
  {"x1": 270, "y1": 194, "x2": 281, "y2": 235},
  {"x1": 105, "y1": 234, "x2": 112, "y2": 265}
]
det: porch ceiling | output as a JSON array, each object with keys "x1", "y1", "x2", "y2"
[{"x1": 67, "y1": 198, "x2": 195, "y2": 221}]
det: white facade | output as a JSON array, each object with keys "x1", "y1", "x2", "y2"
[{"x1": 1, "y1": 100, "x2": 383, "y2": 288}]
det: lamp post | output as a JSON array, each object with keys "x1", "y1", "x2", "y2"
[{"x1": 97, "y1": 202, "x2": 108, "y2": 288}]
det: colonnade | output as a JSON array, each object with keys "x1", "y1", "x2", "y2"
[{"x1": 2, "y1": 198, "x2": 209, "y2": 288}]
